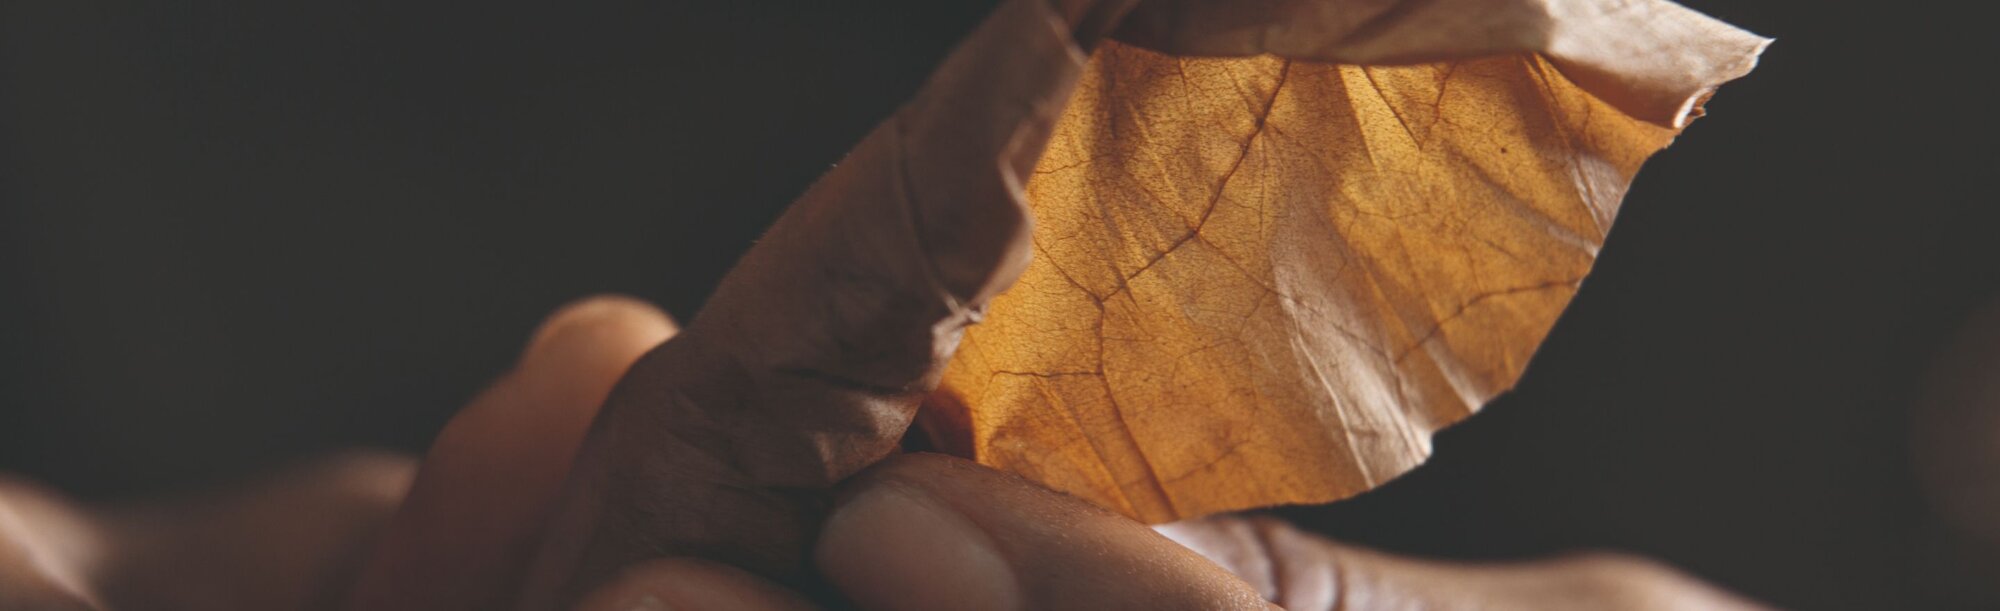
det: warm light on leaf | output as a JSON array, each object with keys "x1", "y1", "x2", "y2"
[{"x1": 932, "y1": 1, "x2": 1768, "y2": 523}]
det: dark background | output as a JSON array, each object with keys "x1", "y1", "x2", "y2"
[{"x1": 3, "y1": 2, "x2": 1993, "y2": 609}]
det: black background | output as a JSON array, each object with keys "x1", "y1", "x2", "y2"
[{"x1": 3, "y1": 2, "x2": 1993, "y2": 609}]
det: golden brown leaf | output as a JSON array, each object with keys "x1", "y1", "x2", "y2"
[{"x1": 934, "y1": 1, "x2": 1768, "y2": 523}]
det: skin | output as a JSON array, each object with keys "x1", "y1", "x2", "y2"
[
  {"x1": 0, "y1": 0, "x2": 1800, "y2": 608},
  {"x1": 1912, "y1": 299, "x2": 2000, "y2": 607},
  {"x1": 0, "y1": 295, "x2": 1769, "y2": 611}
]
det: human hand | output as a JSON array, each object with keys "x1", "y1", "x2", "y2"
[
  {"x1": 0, "y1": 294, "x2": 1762, "y2": 610},
  {"x1": 0, "y1": 294, "x2": 669, "y2": 610},
  {"x1": 1, "y1": 447, "x2": 414, "y2": 609},
  {"x1": 571, "y1": 451, "x2": 1767, "y2": 611},
  {"x1": 1, "y1": 0, "x2": 1771, "y2": 607}
]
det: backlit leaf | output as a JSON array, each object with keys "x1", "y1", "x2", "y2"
[{"x1": 932, "y1": 0, "x2": 1768, "y2": 522}]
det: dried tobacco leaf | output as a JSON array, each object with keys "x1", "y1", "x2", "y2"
[{"x1": 932, "y1": 0, "x2": 1769, "y2": 523}]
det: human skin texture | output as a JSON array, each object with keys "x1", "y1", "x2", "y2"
[
  {"x1": 0, "y1": 297, "x2": 1773, "y2": 610},
  {"x1": 506, "y1": 0, "x2": 1764, "y2": 603},
  {"x1": 0, "y1": 0, "x2": 1773, "y2": 608},
  {"x1": 505, "y1": 0, "x2": 1143, "y2": 606}
]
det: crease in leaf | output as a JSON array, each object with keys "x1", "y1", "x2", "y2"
[{"x1": 932, "y1": 1, "x2": 1766, "y2": 523}]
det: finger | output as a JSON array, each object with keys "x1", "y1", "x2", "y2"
[
  {"x1": 571, "y1": 559, "x2": 817, "y2": 611},
  {"x1": 0, "y1": 477, "x2": 106, "y2": 610},
  {"x1": 895, "y1": 0, "x2": 1133, "y2": 306},
  {"x1": 516, "y1": 0, "x2": 1135, "y2": 605},
  {"x1": 3, "y1": 455, "x2": 412, "y2": 611},
  {"x1": 345, "y1": 296, "x2": 676, "y2": 611},
  {"x1": 815, "y1": 454, "x2": 1271, "y2": 611},
  {"x1": 1157, "y1": 515, "x2": 1769, "y2": 610},
  {"x1": 87, "y1": 452, "x2": 413, "y2": 610}
]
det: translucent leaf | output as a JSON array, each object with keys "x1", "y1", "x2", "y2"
[{"x1": 932, "y1": 0, "x2": 1768, "y2": 522}]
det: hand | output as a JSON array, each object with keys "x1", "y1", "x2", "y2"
[
  {"x1": 345, "y1": 295, "x2": 1762, "y2": 611},
  {"x1": 1, "y1": 448, "x2": 413, "y2": 609},
  {"x1": 575, "y1": 451, "x2": 1767, "y2": 611},
  {"x1": 2, "y1": 295, "x2": 1762, "y2": 610},
  {"x1": 0, "y1": 293, "x2": 670, "y2": 611},
  {"x1": 0, "y1": 0, "x2": 1772, "y2": 607}
]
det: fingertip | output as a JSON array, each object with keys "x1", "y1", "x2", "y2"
[
  {"x1": 345, "y1": 297, "x2": 674, "y2": 610},
  {"x1": 571, "y1": 559, "x2": 817, "y2": 611},
  {"x1": 899, "y1": 0, "x2": 1110, "y2": 307},
  {"x1": 515, "y1": 294, "x2": 679, "y2": 416},
  {"x1": 817, "y1": 463, "x2": 1021, "y2": 611},
  {"x1": 819, "y1": 454, "x2": 1267, "y2": 611},
  {"x1": 523, "y1": 294, "x2": 678, "y2": 373},
  {"x1": 296, "y1": 450, "x2": 420, "y2": 509},
  {"x1": 530, "y1": 294, "x2": 677, "y2": 343},
  {"x1": 0, "y1": 479, "x2": 105, "y2": 610}
]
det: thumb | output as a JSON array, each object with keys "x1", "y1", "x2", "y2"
[
  {"x1": 517, "y1": 0, "x2": 1136, "y2": 605},
  {"x1": 814, "y1": 454, "x2": 1271, "y2": 611}
]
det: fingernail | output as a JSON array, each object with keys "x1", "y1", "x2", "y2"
[{"x1": 817, "y1": 484, "x2": 1022, "y2": 611}]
